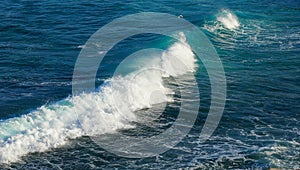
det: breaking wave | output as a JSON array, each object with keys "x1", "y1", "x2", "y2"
[{"x1": 0, "y1": 32, "x2": 197, "y2": 164}]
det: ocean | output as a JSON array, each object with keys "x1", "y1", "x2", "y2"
[{"x1": 0, "y1": 0, "x2": 299, "y2": 169}]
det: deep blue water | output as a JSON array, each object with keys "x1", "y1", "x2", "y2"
[{"x1": 0, "y1": 0, "x2": 299, "y2": 169}]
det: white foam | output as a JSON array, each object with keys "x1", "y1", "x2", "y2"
[
  {"x1": 0, "y1": 32, "x2": 196, "y2": 164},
  {"x1": 217, "y1": 9, "x2": 240, "y2": 30},
  {"x1": 162, "y1": 32, "x2": 196, "y2": 76},
  {"x1": 203, "y1": 9, "x2": 241, "y2": 44}
]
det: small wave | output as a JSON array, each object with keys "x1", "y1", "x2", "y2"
[
  {"x1": 202, "y1": 9, "x2": 243, "y2": 49},
  {"x1": 203, "y1": 9, "x2": 240, "y2": 34},
  {"x1": 203, "y1": 9, "x2": 300, "y2": 51},
  {"x1": 217, "y1": 9, "x2": 240, "y2": 30},
  {"x1": 0, "y1": 32, "x2": 197, "y2": 164},
  {"x1": 77, "y1": 45, "x2": 85, "y2": 49}
]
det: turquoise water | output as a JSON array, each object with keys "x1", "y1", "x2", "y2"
[{"x1": 0, "y1": 0, "x2": 299, "y2": 169}]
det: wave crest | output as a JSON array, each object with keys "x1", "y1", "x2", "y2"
[{"x1": 0, "y1": 32, "x2": 196, "y2": 164}]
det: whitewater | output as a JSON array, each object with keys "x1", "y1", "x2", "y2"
[{"x1": 0, "y1": 32, "x2": 196, "y2": 164}]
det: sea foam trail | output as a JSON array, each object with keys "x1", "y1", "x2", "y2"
[{"x1": 0, "y1": 32, "x2": 196, "y2": 164}]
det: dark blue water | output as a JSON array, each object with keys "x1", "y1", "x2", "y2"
[{"x1": 0, "y1": 0, "x2": 299, "y2": 169}]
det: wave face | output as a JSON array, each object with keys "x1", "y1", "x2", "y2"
[{"x1": 0, "y1": 32, "x2": 196, "y2": 164}]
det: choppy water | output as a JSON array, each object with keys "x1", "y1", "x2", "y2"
[{"x1": 0, "y1": 0, "x2": 299, "y2": 169}]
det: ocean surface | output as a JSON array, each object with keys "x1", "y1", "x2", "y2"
[{"x1": 0, "y1": 0, "x2": 299, "y2": 169}]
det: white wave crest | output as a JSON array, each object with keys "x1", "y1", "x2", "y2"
[
  {"x1": 0, "y1": 32, "x2": 196, "y2": 164},
  {"x1": 217, "y1": 9, "x2": 240, "y2": 30}
]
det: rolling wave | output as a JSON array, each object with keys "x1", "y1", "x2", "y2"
[{"x1": 0, "y1": 32, "x2": 196, "y2": 164}]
